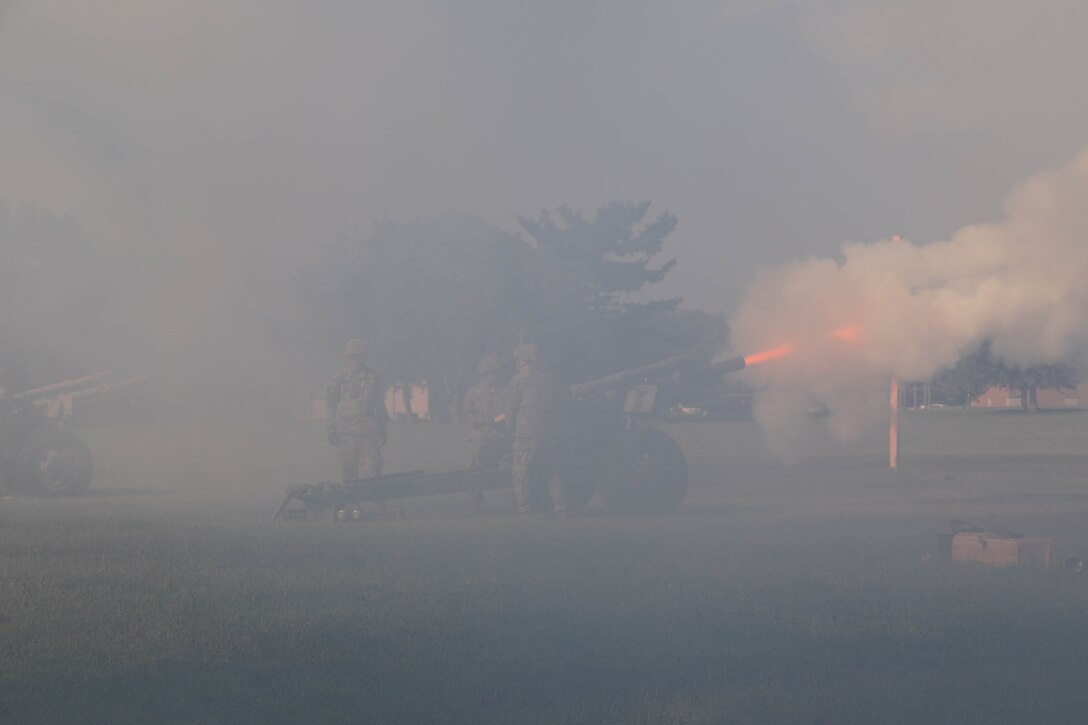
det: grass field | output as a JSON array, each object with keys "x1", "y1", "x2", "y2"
[{"x1": 2, "y1": 410, "x2": 1088, "y2": 723}]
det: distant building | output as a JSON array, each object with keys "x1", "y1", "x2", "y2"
[
  {"x1": 385, "y1": 382, "x2": 431, "y2": 421},
  {"x1": 306, "y1": 381, "x2": 431, "y2": 422},
  {"x1": 973, "y1": 384, "x2": 1088, "y2": 409}
]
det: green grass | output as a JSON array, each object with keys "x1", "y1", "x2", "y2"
[{"x1": 2, "y1": 410, "x2": 1088, "y2": 723}]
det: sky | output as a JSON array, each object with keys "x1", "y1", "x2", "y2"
[{"x1": 2, "y1": 0, "x2": 1087, "y2": 316}]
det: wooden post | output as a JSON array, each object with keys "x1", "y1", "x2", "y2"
[
  {"x1": 889, "y1": 375, "x2": 900, "y2": 470},
  {"x1": 889, "y1": 233, "x2": 903, "y2": 470}
]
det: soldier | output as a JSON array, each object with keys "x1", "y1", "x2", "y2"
[
  {"x1": 326, "y1": 339, "x2": 389, "y2": 483},
  {"x1": 462, "y1": 355, "x2": 510, "y2": 514},
  {"x1": 463, "y1": 355, "x2": 509, "y2": 469},
  {"x1": 496, "y1": 343, "x2": 569, "y2": 516}
]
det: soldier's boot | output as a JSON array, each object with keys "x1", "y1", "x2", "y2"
[
  {"x1": 547, "y1": 474, "x2": 568, "y2": 520},
  {"x1": 512, "y1": 479, "x2": 531, "y2": 515}
]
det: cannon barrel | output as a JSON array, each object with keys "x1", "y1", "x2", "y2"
[
  {"x1": 569, "y1": 353, "x2": 746, "y2": 399},
  {"x1": 64, "y1": 373, "x2": 154, "y2": 401},
  {"x1": 570, "y1": 354, "x2": 696, "y2": 399},
  {"x1": 13, "y1": 371, "x2": 117, "y2": 401},
  {"x1": 706, "y1": 354, "x2": 746, "y2": 375},
  {"x1": 30, "y1": 374, "x2": 156, "y2": 416}
]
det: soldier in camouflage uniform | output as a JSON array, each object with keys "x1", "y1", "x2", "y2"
[
  {"x1": 496, "y1": 344, "x2": 569, "y2": 516},
  {"x1": 326, "y1": 339, "x2": 389, "y2": 483},
  {"x1": 462, "y1": 355, "x2": 510, "y2": 513},
  {"x1": 463, "y1": 355, "x2": 510, "y2": 470}
]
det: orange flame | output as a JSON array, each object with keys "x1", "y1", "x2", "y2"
[
  {"x1": 743, "y1": 344, "x2": 794, "y2": 366},
  {"x1": 832, "y1": 324, "x2": 861, "y2": 342},
  {"x1": 742, "y1": 324, "x2": 861, "y2": 368}
]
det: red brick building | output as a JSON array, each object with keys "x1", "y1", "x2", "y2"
[{"x1": 973, "y1": 384, "x2": 1088, "y2": 409}]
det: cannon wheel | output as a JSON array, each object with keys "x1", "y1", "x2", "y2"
[
  {"x1": 562, "y1": 417, "x2": 616, "y2": 512},
  {"x1": 16, "y1": 429, "x2": 93, "y2": 496},
  {"x1": 598, "y1": 428, "x2": 687, "y2": 515}
]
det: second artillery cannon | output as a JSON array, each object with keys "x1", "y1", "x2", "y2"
[{"x1": 0, "y1": 372, "x2": 101, "y2": 496}]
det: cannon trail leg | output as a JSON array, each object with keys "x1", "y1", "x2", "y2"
[{"x1": 271, "y1": 490, "x2": 296, "y2": 522}]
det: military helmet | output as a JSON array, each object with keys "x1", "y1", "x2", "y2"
[
  {"x1": 477, "y1": 355, "x2": 502, "y2": 374},
  {"x1": 344, "y1": 339, "x2": 367, "y2": 358},
  {"x1": 512, "y1": 343, "x2": 539, "y2": 364}
]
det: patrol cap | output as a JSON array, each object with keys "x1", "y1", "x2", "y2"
[
  {"x1": 512, "y1": 343, "x2": 539, "y2": 364},
  {"x1": 344, "y1": 339, "x2": 368, "y2": 358}
]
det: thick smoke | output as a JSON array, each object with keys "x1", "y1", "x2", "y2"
[{"x1": 730, "y1": 147, "x2": 1088, "y2": 440}]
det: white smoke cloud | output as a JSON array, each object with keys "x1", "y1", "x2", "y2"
[{"x1": 730, "y1": 147, "x2": 1088, "y2": 438}]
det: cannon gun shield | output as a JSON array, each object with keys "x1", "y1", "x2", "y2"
[{"x1": 562, "y1": 352, "x2": 736, "y2": 514}]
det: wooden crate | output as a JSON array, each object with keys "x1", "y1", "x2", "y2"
[{"x1": 949, "y1": 532, "x2": 1056, "y2": 568}]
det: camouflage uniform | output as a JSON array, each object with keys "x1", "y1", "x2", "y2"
[
  {"x1": 503, "y1": 345, "x2": 569, "y2": 515},
  {"x1": 463, "y1": 356, "x2": 509, "y2": 469},
  {"x1": 326, "y1": 340, "x2": 389, "y2": 482}
]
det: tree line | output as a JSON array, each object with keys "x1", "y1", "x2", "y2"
[
  {"x1": 932, "y1": 340, "x2": 1084, "y2": 411},
  {"x1": 6, "y1": 195, "x2": 1083, "y2": 418},
  {"x1": 294, "y1": 202, "x2": 727, "y2": 418}
]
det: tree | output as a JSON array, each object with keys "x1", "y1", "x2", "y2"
[
  {"x1": 297, "y1": 202, "x2": 709, "y2": 417},
  {"x1": 933, "y1": 339, "x2": 1084, "y2": 411},
  {"x1": 999, "y1": 362, "x2": 1082, "y2": 412},
  {"x1": 932, "y1": 341, "x2": 1004, "y2": 407},
  {"x1": 518, "y1": 201, "x2": 677, "y2": 312},
  {"x1": 517, "y1": 201, "x2": 683, "y2": 382},
  {"x1": 296, "y1": 213, "x2": 528, "y2": 418}
]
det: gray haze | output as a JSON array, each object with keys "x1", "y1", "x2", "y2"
[{"x1": 3, "y1": 0, "x2": 1088, "y2": 340}]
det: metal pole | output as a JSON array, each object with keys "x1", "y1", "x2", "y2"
[{"x1": 889, "y1": 375, "x2": 900, "y2": 470}]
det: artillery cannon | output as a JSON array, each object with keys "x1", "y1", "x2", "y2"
[
  {"x1": 564, "y1": 352, "x2": 745, "y2": 515},
  {"x1": 0, "y1": 373, "x2": 99, "y2": 496},
  {"x1": 274, "y1": 352, "x2": 746, "y2": 520}
]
